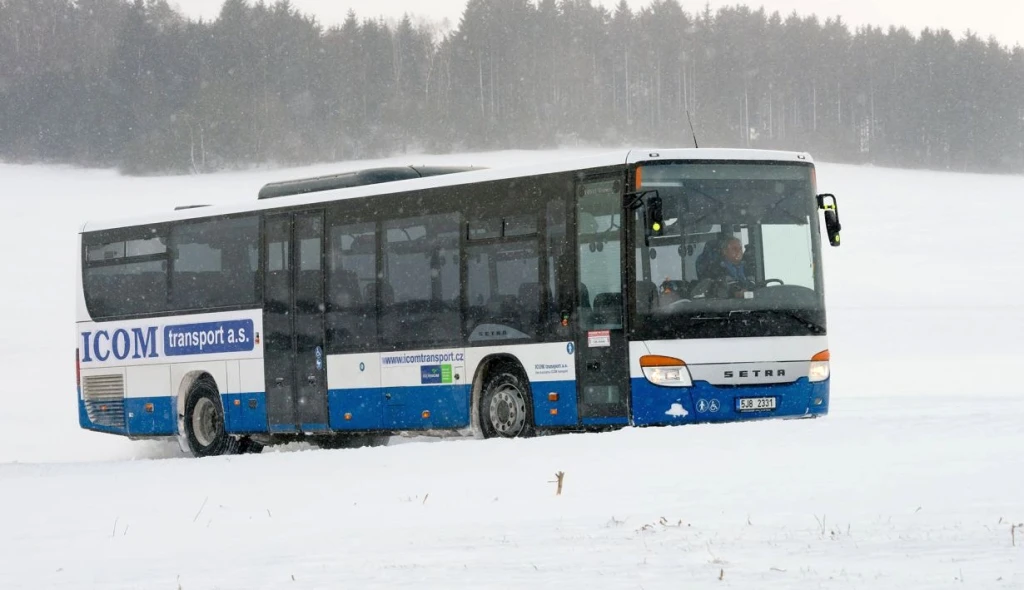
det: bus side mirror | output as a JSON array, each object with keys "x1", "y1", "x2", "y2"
[
  {"x1": 817, "y1": 193, "x2": 841, "y2": 247},
  {"x1": 625, "y1": 189, "x2": 662, "y2": 246},
  {"x1": 646, "y1": 195, "x2": 664, "y2": 237}
]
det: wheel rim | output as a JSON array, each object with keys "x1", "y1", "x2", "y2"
[
  {"x1": 488, "y1": 383, "x2": 527, "y2": 437},
  {"x1": 192, "y1": 397, "x2": 220, "y2": 448}
]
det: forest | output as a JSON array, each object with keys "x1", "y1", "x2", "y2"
[{"x1": 1, "y1": 0, "x2": 1022, "y2": 174}]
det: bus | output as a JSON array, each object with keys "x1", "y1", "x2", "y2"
[{"x1": 76, "y1": 148, "x2": 842, "y2": 457}]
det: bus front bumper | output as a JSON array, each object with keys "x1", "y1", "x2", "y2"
[{"x1": 630, "y1": 377, "x2": 829, "y2": 426}]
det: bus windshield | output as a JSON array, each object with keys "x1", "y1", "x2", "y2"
[{"x1": 632, "y1": 161, "x2": 825, "y2": 339}]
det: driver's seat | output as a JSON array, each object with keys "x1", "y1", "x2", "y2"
[{"x1": 695, "y1": 236, "x2": 724, "y2": 280}]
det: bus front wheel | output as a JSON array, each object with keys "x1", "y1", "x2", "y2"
[
  {"x1": 183, "y1": 378, "x2": 234, "y2": 457},
  {"x1": 480, "y1": 368, "x2": 535, "y2": 439}
]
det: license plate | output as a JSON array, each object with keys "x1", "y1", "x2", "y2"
[{"x1": 736, "y1": 397, "x2": 776, "y2": 411}]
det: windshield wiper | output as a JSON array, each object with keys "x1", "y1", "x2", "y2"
[
  {"x1": 688, "y1": 310, "x2": 752, "y2": 321},
  {"x1": 688, "y1": 309, "x2": 824, "y2": 332},
  {"x1": 689, "y1": 313, "x2": 731, "y2": 321},
  {"x1": 758, "y1": 309, "x2": 825, "y2": 333}
]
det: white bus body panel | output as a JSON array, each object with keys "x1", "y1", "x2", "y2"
[
  {"x1": 325, "y1": 341, "x2": 579, "y2": 433},
  {"x1": 76, "y1": 309, "x2": 264, "y2": 437}
]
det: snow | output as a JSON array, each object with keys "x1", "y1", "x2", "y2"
[
  {"x1": 1, "y1": 150, "x2": 1023, "y2": 588},
  {"x1": 665, "y1": 402, "x2": 689, "y2": 417}
]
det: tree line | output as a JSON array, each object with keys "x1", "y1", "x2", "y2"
[{"x1": 1, "y1": 0, "x2": 1022, "y2": 175}]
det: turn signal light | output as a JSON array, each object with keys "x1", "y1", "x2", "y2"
[
  {"x1": 639, "y1": 355, "x2": 692, "y2": 387},
  {"x1": 144, "y1": 403, "x2": 154, "y2": 413},
  {"x1": 809, "y1": 350, "x2": 830, "y2": 382},
  {"x1": 422, "y1": 410, "x2": 431, "y2": 419},
  {"x1": 548, "y1": 392, "x2": 559, "y2": 402},
  {"x1": 344, "y1": 413, "x2": 352, "y2": 421},
  {"x1": 640, "y1": 355, "x2": 686, "y2": 367}
]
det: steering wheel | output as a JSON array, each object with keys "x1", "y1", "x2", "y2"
[{"x1": 758, "y1": 278, "x2": 784, "y2": 288}]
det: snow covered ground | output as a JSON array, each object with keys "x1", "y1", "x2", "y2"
[{"x1": 0, "y1": 150, "x2": 1022, "y2": 588}]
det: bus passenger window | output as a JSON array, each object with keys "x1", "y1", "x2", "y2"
[
  {"x1": 82, "y1": 231, "x2": 170, "y2": 318},
  {"x1": 466, "y1": 241, "x2": 540, "y2": 342},
  {"x1": 327, "y1": 221, "x2": 377, "y2": 351},
  {"x1": 170, "y1": 216, "x2": 259, "y2": 310},
  {"x1": 381, "y1": 213, "x2": 460, "y2": 347}
]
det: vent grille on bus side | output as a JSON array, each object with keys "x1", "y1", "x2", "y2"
[{"x1": 82, "y1": 374, "x2": 126, "y2": 429}]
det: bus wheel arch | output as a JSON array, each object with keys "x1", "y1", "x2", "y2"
[
  {"x1": 472, "y1": 355, "x2": 535, "y2": 439},
  {"x1": 177, "y1": 371, "x2": 234, "y2": 457}
]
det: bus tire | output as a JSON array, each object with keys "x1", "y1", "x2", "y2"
[
  {"x1": 480, "y1": 367, "x2": 535, "y2": 439},
  {"x1": 237, "y1": 437, "x2": 264, "y2": 454},
  {"x1": 358, "y1": 435, "x2": 390, "y2": 448},
  {"x1": 183, "y1": 378, "x2": 234, "y2": 457}
]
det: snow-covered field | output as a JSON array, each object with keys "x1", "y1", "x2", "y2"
[{"x1": 1, "y1": 150, "x2": 1022, "y2": 588}]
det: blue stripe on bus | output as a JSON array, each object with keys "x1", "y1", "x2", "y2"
[
  {"x1": 78, "y1": 396, "x2": 128, "y2": 436},
  {"x1": 80, "y1": 391, "x2": 266, "y2": 437},
  {"x1": 328, "y1": 385, "x2": 472, "y2": 431},
  {"x1": 630, "y1": 377, "x2": 829, "y2": 426},
  {"x1": 330, "y1": 381, "x2": 582, "y2": 431},
  {"x1": 383, "y1": 385, "x2": 471, "y2": 430},
  {"x1": 223, "y1": 392, "x2": 268, "y2": 434},
  {"x1": 531, "y1": 380, "x2": 578, "y2": 427},
  {"x1": 628, "y1": 378, "x2": 696, "y2": 426},
  {"x1": 125, "y1": 397, "x2": 177, "y2": 436},
  {"x1": 328, "y1": 388, "x2": 383, "y2": 430},
  {"x1": 581, "y1": 416, "x2": 630, "y2": 426},
  {"x1": 78, "y1": 378, "x2": 828, "y2": 438}
]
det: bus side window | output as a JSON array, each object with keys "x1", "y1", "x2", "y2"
[
  {"x1": 465, "y1": 240, "x2": 540, "y2": 341},
  {"x1": 170, "y1": 217, "x2": 259, "y2": 311},
  {"x1": 327, "y1": 221, "x2": 378, "y2": 352},
  {"x1": 381, "y1": 213, "x2": 461, "y2": 347}
]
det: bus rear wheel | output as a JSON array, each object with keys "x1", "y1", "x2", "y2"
[
  {"x1": 184, "y1": 378, "x2": 234, "y2": 457},
  {"x1": 480, "y1": 368, "x2": 535, "y2": 439}
]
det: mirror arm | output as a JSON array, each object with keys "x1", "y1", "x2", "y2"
[{"x1": 624, "y1": 189, "x2": 658, "y2": 211}]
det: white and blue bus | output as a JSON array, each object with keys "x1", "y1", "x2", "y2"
[{"x1": 76, "y1": 149, "x2": 842, "y2": 457}]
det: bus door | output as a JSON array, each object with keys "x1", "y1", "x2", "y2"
[
  {"x1": 263, "y1": 210, "x2": 329, "y2": 433},
  {"x1": 574, "y1": 177, "x2": 630, "y2": 425}
]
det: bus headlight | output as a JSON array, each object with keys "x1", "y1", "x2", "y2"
[
  {"x1": 640, "y1": 355, "x2": 692, "y2": 387},
  {"x1": 809, "y1": 350, "x2": 830, "y2": 382}
]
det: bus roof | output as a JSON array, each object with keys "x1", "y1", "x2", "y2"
[
  {"x1": 81, "y1": 148, "x2": 814, "y2": 233},
  {"x1": 256, "y1": 165, "x2": 482, "y2": 200}
]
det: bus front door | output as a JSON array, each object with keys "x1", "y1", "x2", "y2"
[
  {"x1": 574, "y1": 177, "x2": 630, "y2": 426},
  {"x1": 263, "y1": 211, "x2": 329, "y2": 433}
]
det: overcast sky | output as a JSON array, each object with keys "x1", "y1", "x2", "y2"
[{"x1": 169, "y1": 0, "x2": 1024, "y2": 48}]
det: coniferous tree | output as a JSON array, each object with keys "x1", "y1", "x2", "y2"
[{"x1": 0, "y1": 0, "x2": 1022, "y2": 175}]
